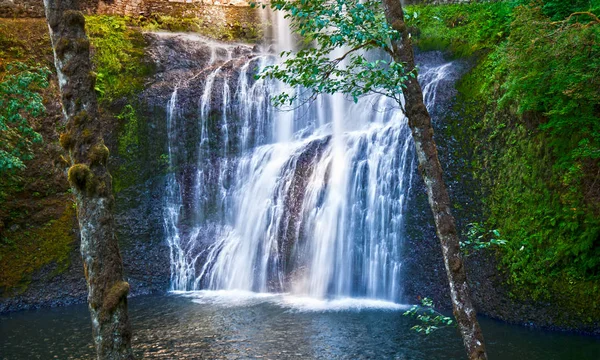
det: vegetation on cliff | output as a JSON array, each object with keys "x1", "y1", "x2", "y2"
[
  {"x1": 0, "y1": 204, "x2": 76, "y2": 293},
  {"x1": 86, "y1": 16, "x2": 151, "y2": 103},
  {"x1": 0, "y1": 20, "x2": 55, "y2": 197},
  {"x1": 0, "y1": 63, "x2": 49, "y2": 176},
  {"x1": 407, "y1": 0, "x2": 600, "y2": 321},
  {"x1": 0, "y1": 16, "x2": 151, "y2": 293},
  {"x1": 0, "y1": 19, "x2": 73, "y2": 294}
]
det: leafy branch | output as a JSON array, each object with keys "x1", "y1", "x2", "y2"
[
  {"x1": 254, "y1": 0, "x2": 416, "y2": 108},
  {"x1": 0, "y1": 62, "x2": 49, "y2": 175},
  {"x1": 403, "y1": 297, "x2": 455, "y2": 334},
  {"x1": 550, "y1": 11, "x2": 600, "y2": 26},
  {"x1": 460, "y1": 222, "x2": 507, "y2": 256}
]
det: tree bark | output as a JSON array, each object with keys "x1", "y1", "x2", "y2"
[
  {"x1": 381, "y1": 0, "x2": 488, "y2": 359},
  {"x1": 43, "y1": 0, "x2": 134, "y2": 358}
]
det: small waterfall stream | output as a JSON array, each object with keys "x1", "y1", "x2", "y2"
[{"x1": 162, "y1": 19, "x2": 454, "y2": 303}]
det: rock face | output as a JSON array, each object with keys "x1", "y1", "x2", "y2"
[
  {"x1": 109, "y1": 32, "x2": 259, "y2": 297},
  {"x1": 400, "y1": 50, "x2": 471, "y2": 317}
]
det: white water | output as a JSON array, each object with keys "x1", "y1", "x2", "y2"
[
  {"x1": 173, "y1": 290, "x2": 409, "y2": 313},
  {"x1": 163, "y1": 13, "x2": 454, "y2": 303}
]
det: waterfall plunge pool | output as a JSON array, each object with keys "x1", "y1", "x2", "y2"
[{"x1": 1, "y1": 292, "x2": 599, "y2": 359}]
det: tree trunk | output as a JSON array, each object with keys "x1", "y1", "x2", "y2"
[
  {"x1": 43, "y1": 0, "x2": 134, "y2": 358},
  {"x1": 381, "y1": 0, "x2": 488, "y2": 359}
]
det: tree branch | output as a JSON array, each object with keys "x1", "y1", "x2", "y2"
[{"x1": 551, "y1": 11, "x2": 600, "y2": 25}]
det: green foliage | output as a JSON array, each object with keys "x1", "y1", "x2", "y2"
[
  {"x1": 460, "y1": 223, "x2": 506, "y2": 256},
  {"x1": 258, "y1": 0, "x2": 412, "y2": 107},
  {"x1": 488, "y1": 6, "x2": 600, "y2": 295},
  {"x1": 113, "y1": 104, "x2": 141, "y2": 194},
  {"x1": 411, "y1": 1, "x2": 600, "y2": 303},
  {"x1": 0, "y1": 62, "x2": 49, "y2": 175},
  {"x1": 502, "y1": 5, "x2": 600, "y2": 179},
  {"x1": 403, "y1": 297, "x2": 454, "y2": 334},
  {"x1": 117, "y1": 104, "x2": 139, "y2": 161},
  {"x1": 405, "y1": 2, "x2": 514, "y2": 57},
  {"x1": 511, "y1": 0, "x2": 600, "y2": 20},
  {"x1": 85, "y1": 16, "x2": 150, "y2": 102}
]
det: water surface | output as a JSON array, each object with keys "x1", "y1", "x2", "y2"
[{"x1": 1, "y1": 292, "x2": 599, "y2": 359}]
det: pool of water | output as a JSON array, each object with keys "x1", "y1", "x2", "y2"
[{"x1": 1, "y1": 291, "x2": 599, "y2": 359}]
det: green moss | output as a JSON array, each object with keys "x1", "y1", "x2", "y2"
[
  {"x1": 68, "y1": 163, "x2": 92, "y2": 190},
  {"x1": 116, "y1": 104, "x2": 139, "y2": 160},
  {"x1": 0, "y1": 205, "x2": 77, "y2": 293},
  {"x1": 112, "y1": 104, "x2": 141, "y2": 193},
  {"x1": 419, "y1": 2, "x2": 600, "y2": 323},
  {"x1": 452, "y1": 50, "x2": 599, "y2": 296},
  {"x1": 59, "y1": 132, "x2": 74, "y2": 150},
  {"x1": 64, "y1": 10, "x2": 86, "y2": 28},
  {"x1": 89, "y1": 143, "x2": 110, "y2": 166},
  {"x1": 72, "y1": 110, "x2": 88, "y2": 125},
  {"x1": 85, "y1": 16, "x2": 151, "y2": 103},
  {"x1": 405, "y1": 2, "x2": 514, "y2": 58},
  {"x1": 100, "y1": 281, "x2": 129, "y2": 318}
]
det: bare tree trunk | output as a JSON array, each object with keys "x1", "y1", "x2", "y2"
[
  {"x1": 43, "y1": 0, "x2": 134, "y2": 358},
  {"x1": 381, "y1": 0, "x2": 488, "y2": 359}
]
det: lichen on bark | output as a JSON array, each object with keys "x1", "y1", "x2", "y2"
[{"x1": 43, "y1": 0, "x2": 134, "y2": 358}]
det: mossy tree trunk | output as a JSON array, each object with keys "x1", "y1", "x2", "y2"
[
  {"x1": 43, "y1": 0, "x2": 134, "y2": 358},
  {"x1": 381, "y1": 0, "x2": 488, "y2": 359}
]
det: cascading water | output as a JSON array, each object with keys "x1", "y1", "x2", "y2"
[{"x1": 162, "y1": 15, "x2": 454, "y2": 303}]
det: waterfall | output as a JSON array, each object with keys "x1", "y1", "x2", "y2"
[{"x1": 162, "y1": 17, "x2": 454, "y2": 302}]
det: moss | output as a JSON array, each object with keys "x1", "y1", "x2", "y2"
[
  {"x1": 116, "y1": 104, "x2": 139, "y2": 160},
  {"x1": 68, "y1": 163, "x2": 92, "y2": 191},
  {"x1": 446, "y1": 45, "x2": 600, "y2": 325},
  {"x1": 451, "y1": 43, "x2": 600, "y2": 299},
  {"x1": 0, "y1": 204, "x2": 77, "y2": 293},
  {"x1": 89, "y1": 143, "x2": 109, "y2": 166},
  {"x1": 72, "y1": 110, "x2": 88, "y2": 125},
  {"x1": 100, "y1": 281, "x2": 130, "y2": 319},
  {"x1": 85, "y1": 16, "x2": 152, "y2": 103},
  {"x1": 111, "y1": 102, "x2": 166, "y2": 194},
  {"x1": 405, "y1": 2, "x2": 514, "y2": 58},
  {"x1": 59, "y1": 132, "x2": 74, "y2": 150},
  {"x1": 64, "y1": 10, "x2": 86, "y2": 28},
  {"x1": 55, "y1": 38, "x2": 71, "y2": 57},
  {"x1": 81, "y1": 128, "x2": 94, "y2": 143},
  {"x1": 68, "y1": 160, "x2": 107, "y2": 196},
  {"x1": 548, "y1": 277, "x2": 600, "y2": 327}
]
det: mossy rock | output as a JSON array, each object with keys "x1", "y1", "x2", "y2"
[{"x1": 0, "y1": 204, "x2": 77, "y2": 294}]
